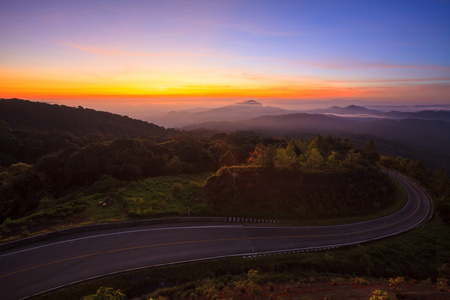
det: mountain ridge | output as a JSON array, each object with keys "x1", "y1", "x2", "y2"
[
  {"x1": 147, "y1": 102, "x2": 450, "y2": 128},
  {"x1": 183, "y1": 111, "x2": 450, "y2": 171},
  {"x1": 145, "y1": 100, "x2": 298, "y2": 128},
  {"x1": 0, "y1": 98, "x2": 170, "y2": 138}
]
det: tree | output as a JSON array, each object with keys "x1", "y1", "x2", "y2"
[
  {"x1": 179, "y1": 144, "x2": 202, "y2": 165},
  {"x1": 275, "y1": 143, "x2": 297, "y2": 168},
  {"x1": 120, "y1": 163, "x2": 142, "y2": 180},
  {"x1": 327, "y1": 151, "x2": 340, "y2": 169},
  {"x1": 260, "y1": 144, "x2": 276, "y2": 168},
  {"x1": 343, "y1": 149, "x2": 362, "y2": 167},
  {"x1": 304, "y1": 148, "x2": 324, "y2": 170},
  {"x1": 163, "y1": 156, "x2": 183, "y2": 175},
  {"x1": 219, "y1": 150, "x2": 236, "y2": 167},
  {"x1": 247, "y1": 144, "x2": 265, "y2": 165},
  {"x1": 247, "y1": 144, "x2": 276, "y2": 168},
  {"x1": 63, "y1": 147, "x2": 103, "y2": 186},
  {"x1": 362, "y1": 140, "x2": 380, "y2": 165},
  {"x1": 310, "y1": 135, "x2": 324, "y2": 154}
]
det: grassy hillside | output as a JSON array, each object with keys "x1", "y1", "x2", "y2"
[
  {"x1": 0, "y1": 167, "x2": 406, "y2": 242},
  {"x1": 0, "y1": 173, "x2": 212, "y2": 242}
]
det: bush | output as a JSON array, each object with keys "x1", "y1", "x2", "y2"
[
  {"x1": 124, "y1": 197, "x2": 145, "y2": 216},
  {"x1": 353, "y1": 277, "x2": 369, "y2": 285},
  {"x1": 369, "y1": 289, "x2": 391, "y2": 300},
  {"x1": 173, "y1": 182, "x2": 183, "y2": 194},
  {"x1": 82, "y1": 286, "x2": 125, "y2": 300},
  {"x1": 389, "y1": 276, "x2": 404, "y2": 293}
]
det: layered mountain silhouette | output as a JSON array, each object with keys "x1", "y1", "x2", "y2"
[
  {"x1": 145, "y1": 100, "x2": 297, "y2": 128},
  {"x1": 147, "y1": 101, "x2": 450, "y2": 129},
  {"x1": 2, "y1": 99, "x2": 448, "y2": 171},
  {"x1": 178, "y1": 103, "x2": 450, "y2": 170},
  {"x1": 306, "y1": 104, "x2": 450, "y2": 122}
]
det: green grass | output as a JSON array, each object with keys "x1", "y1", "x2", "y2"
[
  {"x1": 0, "y1": 173, "x2": 213, "y2": 242},
  {"x1": 76, "y1": 172, "x2": 214, "y2": 222},
  {"x1": 0, "y1": 170, "x2": 409, "y2": 242}
]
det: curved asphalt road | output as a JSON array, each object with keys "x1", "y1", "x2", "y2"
[{"x1": 0, "y1": 173, "x2": 431, "y2": 299}]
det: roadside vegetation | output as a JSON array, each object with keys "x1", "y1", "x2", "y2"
[
  {"x1": 1, "y1": 99, "x2": 449, "y2": 299},
  {"x1": 0, "y1": 131, "x2": 406, "y2": 242},
  {"x1": 0, "y1": 173, "x2": 212, "y2": 242},
  {"x1": 203, "y1": 166, "x2": 401, "y2": 223},
  {"x1": 33, "y1": 149, "x2": 450, "y2": 300}
]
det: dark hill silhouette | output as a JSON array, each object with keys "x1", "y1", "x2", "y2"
[
  {"x1": 386, "y1": 110, "x2": 450, "y2": 122},
  {"x1": 0, "y1": 98, "x2": 170, "y2": 138},
  {"x1": 145, "y1": 100, "x2": 296, "y2": 128},
  {"x1": 306, "y1": 105, "x2": 450, "y2": 122},
  {"x1": 306, "y1": 105, "x2": 378, "y2": 115}
]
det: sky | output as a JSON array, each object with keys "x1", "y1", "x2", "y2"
[{"x1": 1, "y1": 0, "x2": 450, "y2": 115}]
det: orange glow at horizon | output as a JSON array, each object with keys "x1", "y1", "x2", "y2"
[
  {"x1": 5, "y1": 67, "x2": 444, "y2": 103},
  {"x1": 1, "y1": 1, "x2": 449, "y2": 109},
  {"x1": 3, "y1": 79, "x2": 449, "y2": 104}
]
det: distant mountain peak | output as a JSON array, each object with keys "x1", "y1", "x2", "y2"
[
  {"x1": 345, "y1": 105, "x2": 368, "y2": 110},
  {"x1": 236, "y1": 100, "x2": 261, "y2": 106}
]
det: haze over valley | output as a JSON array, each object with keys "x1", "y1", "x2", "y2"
[{"x1": 140, "y1": 100, "x2": 450, "y2": 171}]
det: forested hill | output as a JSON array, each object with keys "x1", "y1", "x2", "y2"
[{"x1": 0, "y1": 99, "x2": 169, "y2": 138}]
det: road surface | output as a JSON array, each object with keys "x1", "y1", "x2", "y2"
[{"x1": 0, "y1": 173, "x2": 431, "y2": 299}]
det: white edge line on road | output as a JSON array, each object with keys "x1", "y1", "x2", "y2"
[
  {"x1": 22, "y1": 252, "x2": 254, "y2": 300},
  {"x1": 2, "y1": 174, "x2": 429, "y2": 259},
  {"x1": 0, "y1": 225, "x2": 244, "y2": 258}
]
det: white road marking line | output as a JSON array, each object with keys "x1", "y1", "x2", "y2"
[{"x1": 0, "y1": 225, "x2": 243, "y2": 258}]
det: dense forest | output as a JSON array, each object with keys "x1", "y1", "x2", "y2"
[{"x1": 0, "y1": 98, "x2": 449, "y2": 233}]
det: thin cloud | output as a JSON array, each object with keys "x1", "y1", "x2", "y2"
[
  {"x1": 223, "y1": 22, "x2": 304, "y2": 37},
  {"x1": 304, "y1": 60, "x2": 450, "y2": 71},
  {"x1": 325, "y1": 77, "x2": 450, "y2": 83},
  {"x1": 185, "y1": 17, "x2": 306, "y2": 37},
  {"x1": 63, "y1": 43, "x2": 265, "y2": 62},
  {"x1": 65, "y1": 44, "x2": 220, "y2": 58}
]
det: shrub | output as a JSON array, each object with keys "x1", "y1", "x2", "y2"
[
  {"x1": 353, "y1": 277, "x2": 369, "y2": 285},
  {"x1": 234, "y1": 269, "x2": 261, "y2": 296},
  {"x1": 437, "y1": 277, "x2": 448, "y2": 292},
  {"x1": 173, "y1": 182, "x2": 183, "y2": 193},
  {"x1": 20, "y1": 225, "x2": 30, "y2": 237},
  {"x1": 81, "y1": 287, "x2": 125, "y2": 299},
  {"x1": 389, "y1": 276, "x2": 404, "y2": 292},
  {"x1": 124, "y1": 197, "x2": 146, "y2": 216},
  {"x1": 369, "y1": 289, "x2": 391, "y2": 300}
]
